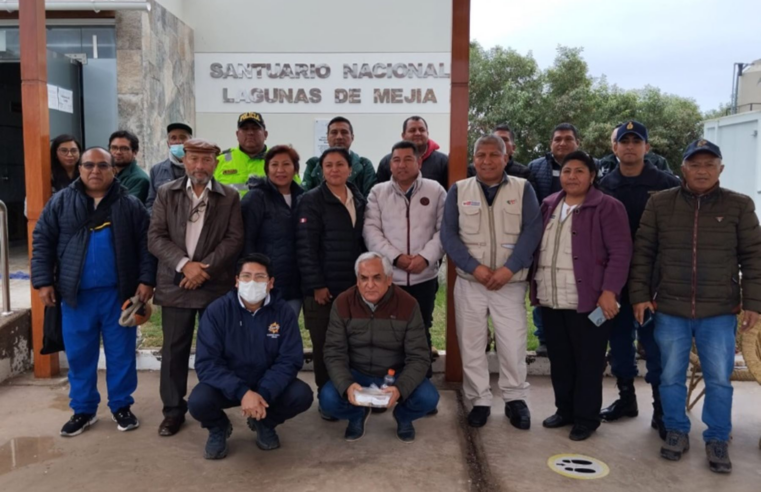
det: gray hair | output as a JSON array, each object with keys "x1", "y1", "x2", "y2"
[
  {"x1": 354, "y1": 252, "x2": 393, "y2": 278},
  {"x1": 473, "y1": 134, "x2": 506, "y2": 155}
]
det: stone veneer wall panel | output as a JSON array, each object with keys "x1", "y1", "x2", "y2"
[{"x1": 116, "y1": 0, "x2": 195, "y2": 171}]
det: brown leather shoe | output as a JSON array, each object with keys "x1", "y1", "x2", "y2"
[{"x1": 158, "y1": 416, "x2": 185, "y2": 437}]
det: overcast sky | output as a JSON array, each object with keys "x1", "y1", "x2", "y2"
[{"x1": 471, "y1": 0, "x2": 761, "y2": 112}]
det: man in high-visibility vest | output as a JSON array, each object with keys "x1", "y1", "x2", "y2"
[{"x1": 215, "y1": 112, "x2": 300, "y2": 195}]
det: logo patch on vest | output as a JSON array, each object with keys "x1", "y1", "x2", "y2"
[
  {"x1": 420, "y1": 197, "x2": 430, "y2": 206},
  {"x1": 222, "y1": 169, "x2": 238, "y2": 175},
  {"x1": 299, "y1": 217, "x2": 307, "y2": 224},
  {"x1": 267, "y1": 322, "x2": 280, "y2": 339},
  {"x1": 716, "y1": 216, "x2": 724, "y2": 222},
  {"x1": 506, "y1": 199, "x2": 517, "y2": 205},
  {"x1": 462, "y1": 200, "x2": 481, "y2": 207}
]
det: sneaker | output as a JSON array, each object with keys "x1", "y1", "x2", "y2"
[
  {"x1": 204, "y1": 421, "x2": 232, "y2": 460},
  {"x1": 247, "y1": 418, "x2": 281, "y2": 451},
  {"x1": 467, "y1": 406, "x2": 491, "y2": 428},
  {"x1": 60, "y1": 413, "x2": 98, "y2": 437},
  {"x1": 660, "y1": 431, "x2": 690, "y2": 461},
  {"x1": 505, "y1": 400, "x2": 531, "y2": 430},
  {"x1": 344, "y1": 407, "x2": 371, "y2": 442},
  {"x1": 705, "y1": 440, "x2": 732, "y2": 474},
  {"x1": 393, "y1": 412, "x2": 415, "y2": 443},
  {"x1": 111, "y1": 406, "x2": 140, "y2": 432}
]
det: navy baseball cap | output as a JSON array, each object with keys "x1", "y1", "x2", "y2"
[
  {"x1": 683, "y1": 139, "x2": 722, "y2": 161},
  {"x1": 616, "y1": 120, "x2": 648, "y2": 143}
]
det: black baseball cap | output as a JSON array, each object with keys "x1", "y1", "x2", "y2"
[
  {"x1": 237, "y1": 112, "x2": 266, "y2": 129},
  {"x1": 683, "y1": 139, "x2": 722, "y2": 161},
  {"x1": 616, "y1": 121, "x2": 648, "y2": 143},
  {"x1": 167, "y1": 122, "x2": 192, "y2": 135}
]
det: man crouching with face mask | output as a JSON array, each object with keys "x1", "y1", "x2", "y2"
[{"x1": 188, "y1": 253, "x2": 314, "y2": 459}]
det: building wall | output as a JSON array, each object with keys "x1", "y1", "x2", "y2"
[
  {"x1": 116, "y1": 0, "x2": 195, "y2": 169},
  {"x1": 180, "y1": 0, "x2": 452, "y2": 170}
]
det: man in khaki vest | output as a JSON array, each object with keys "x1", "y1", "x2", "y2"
[{"x1": 441, "y1": 135, "x2": 542, "y2": 429}]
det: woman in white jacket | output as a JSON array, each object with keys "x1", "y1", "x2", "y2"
[{"x1": 363, "y1": 140, "x2": 447, "y2": 372}]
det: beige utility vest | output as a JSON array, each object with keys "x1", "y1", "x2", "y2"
[
  {"x1": 535, "y1": 202, "x2": 579, "y2": 310},
  {"x1": 455, "y1": 176, "x2": 527, "y2": 282}
]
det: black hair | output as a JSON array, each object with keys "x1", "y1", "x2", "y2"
[
  {"x1": 236, "y1": 253, "x2": 273, "y2": 277},
  {"x1": 492, "y1": 124, "x2": 515, "y2": 141},
  {"x1": 560, "y1": 150, "x2": 598, "y2": 187},
  {"x1": 551, "y1": 123, "x2": 579, "y2": 142},
  {"x1": 264, "y1": 145, "x2": 301, "y2": 175},
  {"x1": 327, "y1": 116, "x2": 354, "y2": 135},
  {"x1": 318, "y1": 147, "x2": 352, "y2": 168},
  {"x1": 391, "y1": 140, "x2": 420, "y2": 159},
  {"x1": 80, "y1": 146, "x2": 115, "y2": 166},
  {"x1": 50, "y1": 134, "x2": 82, "y2": 186},
  {"x1": 402, "y1": 115, "x2": 428, "y2": 133},
  {"x1": 108, "y1": 130, "x2": 140, "y2": 152}
]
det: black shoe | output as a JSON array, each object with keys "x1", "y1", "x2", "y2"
[
  {"x1": 371, "y1": 407, "x2": 388, "y2": 414},
  {"x1": 569, "y1": 424, "x2": 594, "y2": 441},
  {"x1": 111, "y1": 406, "x2": 140, "y2": 432},
  {"x1": 535, "y1": 344, "x2": 548, "y2": 357},
  {"x1": 505, "y1": 400, "x2": 531, "y2": 430},
  {"x1": 60, "y1": 413, "x2": 98, "y2": 437},
  {"x1": 345, "y1": 407, "x2": 371, "y2": 441},
  {"x1": 600, "y1": 378, "x2": 638, "y2": 421},
  {"x1": 158, "y1": 416, "x2": 185, "y2": 437},
  {"x1": 705, "y1": 440, "x2": 732, "y2": 474},
  {"x1": 393, "y1": 411, "x2": 416, "y2": 443},
  {"x1": 204, "y1": 421, "x2": 232, "y2": 460},
  {"x1": 542, "y1": 413, "x2": 574, "y2": 429},
  {"x1": 661, "y1": 430, "x2": 690, "y2": 461},
  {"x1": 318, "y1": 406, "x2": 338, "y2": 422},
  {"x1": 467, "y1": 406, "x2": 491, "y2": 428},
  {"x1": 248, "y1": 418, "x2": 280, "y2": 451},
  {"x1": 426, "y1": 407, "x2": 439, "y2": 417},
  {"x1": 651, "y1": 385, "x2": 667, "y2": 441}
]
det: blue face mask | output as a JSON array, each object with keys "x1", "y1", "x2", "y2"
[{"x1": 170, "y1": 144, "x2": 185, "y2": 159}]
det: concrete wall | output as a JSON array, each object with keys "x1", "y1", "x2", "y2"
[
  {"x1": 116, "y1": 0, "x2": 195, "y2": 169},
  {"x1": 180, "y1": 0, "x2": 452, "y2": 170},
  {"x1": 0, "y1": 310, "x2": 32, "y2": 384}
]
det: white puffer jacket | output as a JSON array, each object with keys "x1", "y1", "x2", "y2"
[{"x1": 363, "y1": 174, "x2": 447, "y2": 286}]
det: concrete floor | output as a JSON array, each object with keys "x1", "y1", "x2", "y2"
[{"x1": 1, "y1": 372, "x2": 760, "y2": 492}]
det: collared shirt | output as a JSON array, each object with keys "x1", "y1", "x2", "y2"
[
  {"x1": 176, "y1": 179, "x2": 212, "y2": 272},
  {"x1": 331, "y1": 185, "x2": 356, "y2": 226},
  {"x1": 238, "y1": 292, "x2": 272, "y2": 318}
]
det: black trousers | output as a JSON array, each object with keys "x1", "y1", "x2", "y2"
[
  {"x1": 160, "y1": 306, "x2": 204, "y2": 418},
  {"x1": 303, "y1": 296, "x2": 333, "y2": 390},
  {"x1": 400, "y1": 278, "x2": 438, "y2": 377},
  {"x1": 188, "y1": 379, "x2": 314, "y2": 430},
  {"x1": 541, "y1": 307, "x2": 610, "y2": 429}
]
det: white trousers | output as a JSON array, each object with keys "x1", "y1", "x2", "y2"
[{"x1": 454, "y1": 277, "x2": 529, "y2": 406}]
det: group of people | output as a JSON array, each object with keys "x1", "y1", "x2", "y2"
[{"x1": 30, "y1": 112, "x2": 760, "y2": 475}]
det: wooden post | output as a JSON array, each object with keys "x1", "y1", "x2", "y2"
[
  {"x1": 20, "y1": 0, "x2": 59, "y2": 378},
  {"x1": 445, "y1": 0, "x2": 470, "y2": 383}
]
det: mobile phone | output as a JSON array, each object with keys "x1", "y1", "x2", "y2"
[{"x1": 588, "y1": 302, "x2": 621, "y2": 327}]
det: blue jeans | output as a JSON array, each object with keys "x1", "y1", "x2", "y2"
[
  {"x1": 61, "y1": 287, "x2": 137, "y2": 414},
  {"x1": 533, "y1": 307, "x2": 545, "y2": 344},
  {"x1": 655, "y1": 312, "x2": 736, "y2": 442},
  {"x1": 318, "y1": 369, "x2": 439, "y2": 424},
  {"x1": 609, "y1": 303, "x2": 661, "y2": 386}
]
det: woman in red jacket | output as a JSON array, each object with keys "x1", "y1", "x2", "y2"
[{"x1": 530, "y1": 150, "x2": 632, "y2": 441}]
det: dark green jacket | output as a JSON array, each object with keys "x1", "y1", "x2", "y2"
[
  {"x1": 117, "y1": 160, "x2": 150, "y2": 204},
  {"x1": 629, "y1": 184, "x2": 761, "y2": 319},
  {"x1": 302, "y1": 150, "x2": 376, "y2": 197},
  {"x1": 323, "y1": 285, "x2": 430, "y2": 400}
]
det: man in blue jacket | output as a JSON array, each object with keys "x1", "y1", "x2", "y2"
[
  {"x1": 31, "y1": 147, "x2": 156, "y2": 437},
  {"x1": 188, "y1": 253, "x2": 313, "y2": 459}
]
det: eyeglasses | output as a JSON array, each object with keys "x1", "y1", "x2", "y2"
[
  {"x1": 80, "y1": 162, "x2": 112, "y2": 171},
  {"x1": 238, "y1": 273, "x2": 269, "y2": 282},
  {"x1": 188, "y1": 201, "x2": 207, "y2": 223},
  {"x1": 57, "y1": 148, "x2": 80, "y2": 156},
  {"x1": 109, "y1": 146, "x2": 132, "y2": 153}
]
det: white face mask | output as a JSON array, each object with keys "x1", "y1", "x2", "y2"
[{"x1": 238, "y1": 280, "x2": 268, "y2": 304}]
